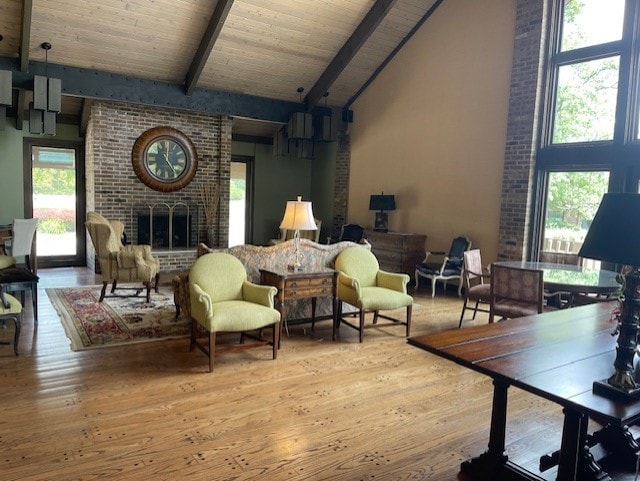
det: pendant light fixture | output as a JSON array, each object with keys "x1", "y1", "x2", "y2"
[
  {"x1": 30, "y1": 42, "x2": 61, "y2": 135},
  {"x1": 0, "y1": 35, "x2": 12, "y2": 131}
]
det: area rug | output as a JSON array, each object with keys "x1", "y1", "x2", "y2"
[{"x1": 46, "y1": 286, "x2": 189, "y2": 351}]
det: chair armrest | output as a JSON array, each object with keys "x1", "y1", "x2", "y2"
[
  {"x1": 377, "y1": 270, "x2": 409, "y2": 293},
  {"x1": 243, "y1": 281, "x2": 277, "y2": 308},
  {"x1": 338, "y1": 272, "x2": 360, "y2": 292},
  {"x1": 191, "y1": 282, "x2": 213, "y2": 318}
]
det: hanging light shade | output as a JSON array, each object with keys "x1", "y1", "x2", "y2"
[
  {"x1": 287, "y1": 112, "x2": 314, "y2": 140},
  {"x1": 0, "y1": 36, "x2": 12, "y2": 131},
  {"x1": 273, "y1": 127, "x2": 291, "y2": 156},
  {"x1": 30, "y1": 42, "x2": 60, "y2": 135}
]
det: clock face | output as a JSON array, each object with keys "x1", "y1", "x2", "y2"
[
  {"x1": 132, "y1": 127, "x2": 198, "y2": 192},
  {"x1": 146, "y1": 138, "x2": 187, "y2": 182}
]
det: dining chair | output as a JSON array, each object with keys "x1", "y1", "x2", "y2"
[
  {"x1": 0, "y1": 218, "x2": 39, "y2": 273},
  {"x1": 489, "y1": 264, "x2": 544, "y2": 322},
  {"x1": 459, "y1": 249, "x2": 491, "y2": 327}
]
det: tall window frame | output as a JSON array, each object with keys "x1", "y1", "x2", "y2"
[{"x1": 533, "y1": 0, "x2": 640, "y2": 261}]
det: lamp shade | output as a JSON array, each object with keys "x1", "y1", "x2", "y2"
[
  {"x1": 369, "y1": 194, "x2": 396, "y2": 212},
  {"x1": 279, "y1": 196, "x2": 317, "y2": 230},
  {"x1": 578, "y1": 193, "x2": 640, "y2": 267}
]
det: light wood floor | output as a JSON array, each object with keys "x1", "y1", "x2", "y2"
[{"x1": 0, "y1": 268, "x2": 594, "y2": 480}]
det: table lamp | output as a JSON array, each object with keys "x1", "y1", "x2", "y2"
[
  {"x1": 279, "y1": 196, "x2": 317, "y2": 271},
  {"x1": 578, "y1": 193, "x2": 639, "y2": 400},
  {"x1": 369, "y1": 193, "x2": 395, "y2": 232}
]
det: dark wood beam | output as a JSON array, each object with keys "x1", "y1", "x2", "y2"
[
  {"x1": 345, "y1": 0, "x2": 444, "y2": 108},
  {"x1": 304, "y1": 0, "x2": 398, "y2": 111},
  {"x1": 185, "y1": 0, "x2": 235, "y2": 96},
  {"x1": 20, "y1": 0, "x2": 33, "y2": 72},
  {"x1": 0, "y1": 56, "x2": 317, "y2": 123}
]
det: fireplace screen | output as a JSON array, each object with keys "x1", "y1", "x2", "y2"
[{"x1": 133, "y1": 203, "x2": 199, "y2": 249}]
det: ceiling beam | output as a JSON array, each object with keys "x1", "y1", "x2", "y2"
[
  {"x1": 19, "y1": 0, "x2": 33, "y2": 72},
  {"x1": 346, "y1": 0, "x2": 444, "y2": 108},
  {"x1": 185, "y1": 0, "x2": 235, "y2": 96},
  {"x1": 304, "y1": 0, "x2": 398, "y2": 111},
  {"x1": 0, "y1": 56, "x2": 335, "y2": 123}
]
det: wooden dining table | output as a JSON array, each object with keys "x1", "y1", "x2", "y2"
[
  {"x1": 408, "y1": 303, "x2": 640, "y2": 481},
  {"x1": 493, "y1": 261, "x2": 621, "y2": 297}
]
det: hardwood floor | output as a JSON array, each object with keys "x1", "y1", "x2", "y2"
[{"x1": 0, "y1": 268, "x2": 599, "y2": 480}]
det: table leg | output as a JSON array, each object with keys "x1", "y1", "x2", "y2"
[
  {"x1": 311, "y1": 297, "x2": 317, "y2": 331},
  {"x1": 461, "y1": 379, "x2": 509, "y2": 479},
  {"x1": 557, "y1": 409, "x2": 589, "y2": 481}
]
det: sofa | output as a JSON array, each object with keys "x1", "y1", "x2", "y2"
[{"x1": 173, "y1": 238, "x2": 369, "y2": 323}]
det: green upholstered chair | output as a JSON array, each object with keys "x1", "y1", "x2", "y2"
[
  {"x1": 189, "y1": 252, "x2": 281, "y2": 372},
  {"x1": 334, "y1": 246, "x2": 413, "y2": 343},
  {"x1": 86, "y1": 212, "x2": 160, "y2": 302},
  {"x1": 0, "y1": 292, "x2": 22, "y2": 356}
]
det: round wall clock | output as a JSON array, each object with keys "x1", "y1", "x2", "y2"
[{"x1": 131, "y1": 126, "x2": 198, "y2": 192}]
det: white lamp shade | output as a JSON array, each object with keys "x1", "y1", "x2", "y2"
[{"x1": 279, "y1": 196, "x2": 317, "y2": 230}]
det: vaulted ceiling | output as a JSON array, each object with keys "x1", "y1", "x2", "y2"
[{"x1": 0, "y1": 0, "x2": 441, "y2": 136}]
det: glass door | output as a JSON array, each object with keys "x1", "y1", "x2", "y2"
[
  {"x1": 24, "y1": 139, "x2": 86, "y2": 268},
  {"x1": 228, "y1": 156, "x2": 253, "y2": 247}
]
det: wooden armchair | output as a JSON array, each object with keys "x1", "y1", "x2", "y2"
[
  {"x1": 85, "y1": 212, "x2": 159, "y2": 302},
  {"x1": 459, "y1": 249, "x2": 491, "y2": 327},
  {"x1": 189, "y1": 252, "x2": 281, "y2": 372},
  {"x1": 334, "y1": 246, "x2": 413, "y2": 343}
]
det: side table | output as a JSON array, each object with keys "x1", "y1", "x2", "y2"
[{"x1": 259, "y1": 268, "x2": 338, "y2": 344}]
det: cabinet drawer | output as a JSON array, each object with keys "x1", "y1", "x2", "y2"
[
  {"x1": 287, "y1": 286, "x2": 333, "y2": 299},
  {"x1": 374, "y1": 249, "x2": 402, "y2": 264},
  {"x1": 285, "y1": 276, "x2": 333, "y2": 289}
]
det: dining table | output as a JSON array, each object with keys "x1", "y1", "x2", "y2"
[{"x1": 493, "y1": 261, "x2": 621, "y2": 304}]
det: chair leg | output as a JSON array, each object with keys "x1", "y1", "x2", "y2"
[
  {"x1": 209, "y1": 331, "x2": 216, "y2": 373},
  {"x1": 333, "y1": 301, "x2": 342, "y2": 341},
  {"x1": 272, "y1": 322, "x2": 280, "y2": 360},
  {"x1": 414, "y1": 272, "x2": 420, "y2": 292},
  {"x1": 472, "y1": 300, "x2": 480, "y2": 320},
  {"x1": 99, "y1": 282, "x2": 108, "y2": 302},
  {"x1": 13, "y1": 313, "x2": 21, "y2": 356},
  {"x1": 189, "y1": 318, "x2": 198, "y2": 351},
  {"x1": 459, "y1": 299, "x2": 468, "y2": 328},
  {"x1": 431, "y1": 279, "x2": 436, "y2": 298},
  {"x1": 358, "y1": 309, "x2": 365, "y2": 343},
  {"x1": 373, "y1": 311, "x2": 379, "y2": 324},
  {"x1": 406, "y1": 304, "x2": 412, "y2": 337},
  {"x1": 145, "y1": 282, "x2": 151, "y2": 303},
  {"x1": 111, "y1": 280, "x2": 117, "y2": 294},
  {"x1": 457, "y1": 281, "x2": 463, "y2": 297},
  {"x1": 154, "y1": 273, "x2": 160, "y2": 292}
]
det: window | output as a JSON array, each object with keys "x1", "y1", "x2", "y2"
[
  {"x1": 534, "y1": 0, "x2": 640, "y2": 262},
  {"x1": 540, "y1": 171, "x2": 608, "y2": 267}
]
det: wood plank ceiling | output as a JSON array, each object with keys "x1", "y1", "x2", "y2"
[{"x1": 0, "y1": 0, "x2": 440, "y2": 136}]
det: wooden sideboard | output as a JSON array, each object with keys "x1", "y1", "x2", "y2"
[{"x1": 364, "y1": 229, "x2": 426, "y2": 278}]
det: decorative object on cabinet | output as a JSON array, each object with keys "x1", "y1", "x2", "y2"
[
  {"x1": 369, "y1": 193, "x2": 395, "y2": 232},
  {"x1": 364, "y1": 229, "x2": 426, "y2": 279},
  {"x1": 131, "y1": 126, "x2": 198, "y2": 192}
]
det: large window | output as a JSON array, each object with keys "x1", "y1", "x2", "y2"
[{"x1": 535, "y1": 0, "x2": 640, "y2": 262}]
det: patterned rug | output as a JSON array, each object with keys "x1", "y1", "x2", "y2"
[{"x1": 46, "y1": 286, "x2": 189, "y2": 351}]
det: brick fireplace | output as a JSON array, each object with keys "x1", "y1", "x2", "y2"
[{"x1": 85, "y1": 100, "x2": 232, "y2": 272}]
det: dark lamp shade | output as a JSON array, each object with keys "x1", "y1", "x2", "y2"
[
  {"x1": 369, "y1": 194, "x2": 396, "y2": 212},
  {"x1": 578, "y1": 193, "x2": 640, "y2": 267}
]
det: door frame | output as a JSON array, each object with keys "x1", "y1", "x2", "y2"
[{"x1": 23, "y1": 137, "x2": 86, "y2": 268}]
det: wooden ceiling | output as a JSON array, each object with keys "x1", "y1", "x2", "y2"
[{"x1": 0, "y1": 0, "x2": 440, "y2": 136}]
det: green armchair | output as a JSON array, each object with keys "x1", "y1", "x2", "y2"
[
  {"x1": 334, "y1": 246, "x2": 413, "y2": 342},
  {"x1": 189, "y1": 252, "x2": 281, "y2": 372}
]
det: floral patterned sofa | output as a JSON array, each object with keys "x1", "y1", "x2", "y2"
[{"x1": 172, "y1": 238, "x2": 369, "y2": 322}]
